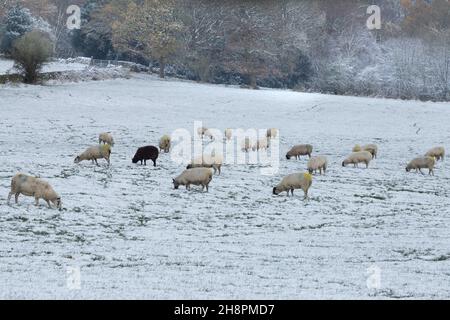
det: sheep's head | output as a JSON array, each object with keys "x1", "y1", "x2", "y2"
[
  {"x1": 173, "y1": 179, "x2": 180, "y2": 189},
  {"x1": 186, "y1": 164, "x2": 193, "y2": 170},
  {"x1": 52, "y1": 197, "x2": 62, "y2": 210},
  {"x1": 308, "y1": 168, "x2": 314, "y2": 174},
  {"x1": 132, "y1": 156, "x2": 138, "y2": 164},
  {"x1": 342, "y1": 160, "x2": 348, "y2": 167},
  {"x1": 272, "y1": 187, "x2": 281, "y2": 195},
  {"x1": 74, "y1": 156, "x2": 81, "y2": 164},
  {"x1": 286, "y1": 154, "x2": 291, "y2": 160},
  {"x1": 405, "y1": 165, "x2": 411, "y2": 172}
]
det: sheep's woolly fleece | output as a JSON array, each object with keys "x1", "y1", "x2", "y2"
[{"x1": 0, "y1": 73, "x2": 449, "y2": 299}]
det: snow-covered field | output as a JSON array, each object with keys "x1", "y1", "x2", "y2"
[
  {"x1": 0, "y1": 74, "x2": 449, "y2": 299},
  {"x1": 0, "y1": 57, "x2": 88, "y2": 75}
]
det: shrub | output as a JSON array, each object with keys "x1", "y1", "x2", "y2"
[{"x1": 11, "y1": 30, "x2": 53, "y2": 84}]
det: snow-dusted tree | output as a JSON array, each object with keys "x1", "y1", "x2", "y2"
[
  {"x1": 0, "y1": 5, "x2": 33, "y2": 53},
  {"x1": 177, "y1": 0, "x2": 226, "y2": 81},
  {"x1": 111, "y1": 0, "x2": 183, "y2": 78},
  {"x1": 11, "y1": 30, "x2": 53, "y2": 83},
  {"x1": 223, "y1": 1, "x2": 278, "y2": 89}
]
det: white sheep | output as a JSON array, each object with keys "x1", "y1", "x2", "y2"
[
  {"x1": 425, "y1": 146, "x2": 445, "y2": 161},
  {"x1": 7, "y1": 173, "x2": 62, "y2": 210},
  {"x1": 225, "y1": 128, "x2": 233, "y2": 141},
  {"x1": 406, "y1": 156, "x2": 435, "y2": 175},
  {"x1": 75, "y1": 144, "x2": 111, "y2": 166},
  {"x1": 187, "y1": 154, "x2": 223, "y2": 175},
  {"x1": 307, "y1": 156, "x2": 328, "y2": 175},
  {"x1": 352, "y1": 144, "x2": 378, "y2": 158},
  {"x1": 273, "y1": 172, "x2": 313, "y2": 199},
  {"x1": 342, "y1": 151, "x2": 372, "y2": 168},
  {"x1": 159, "y1": 135, "x2": 171, "y2": 153},
  {"x1": 99, "y1": 132, "x2": 115, "y2": 146},
  {"x1": 197, "y1": 127, "x2": 214, "y2": 140},
  {"x1": 286, "y1": 144, "x2": 313, "y2": 159},
  {"x1": 252, "y1": 137, "x2": 269, "y2": 151},
  {"x1": 241, "y1": 137, "x2": 254, "y2": 153},
  {"x1": 173, "y1": 167, "x2": 213, "y2": 192},
  {"x1": 266, "y1": 128, "x2": 278, "y2": 139}
]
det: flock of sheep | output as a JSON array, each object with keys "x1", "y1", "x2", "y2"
[{"x1": 5, "y1": 128, "x2": 446, "y2": 211}]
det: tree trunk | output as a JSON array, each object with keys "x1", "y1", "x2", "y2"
[
  {"x1": 159, "y1": 57, "x2": 166, "y2": 78},
  {"x1": 249, "y1": 74, "x2": 258, "y2": 89}
]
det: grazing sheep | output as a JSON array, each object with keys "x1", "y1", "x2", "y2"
[
  {"x1": 406, "y1": 156, "x2": 435, "y2": 175},
  {"x1": 352, "y1": 144, "x2": 378, "y2": 158},
  {"x1": 173, "y1": 167, "x2": 213, "y2": 192},
  {"x1": 132, "y1": 145, "x2": 159, "y2": 166},
  {"x1": 159, "y1": 135, "x2": 171, "y2": 153},
  {"x1": 307, "y1": 156, "x2": 328, "y2": 175},
  {"x1": 425, "y1": 146, "x2": 445, "y2": 161},
  {"x1": 352, "y1": 144, "x2": 362, "y2": 152},
  {"x1": 286, "y1": 144, "x2": 313, "y2": 159},
  {"x1": 342, "y1": 151, "x2": 372, "y2": 168},
  {"x1": 197, "y1": 127, "x2": 214, "y2": 139},
  {"x1": 266, "y1": 128, "x2": 278, "y2": 139},
  {"x1": 225, "y1": 128, "x2": 233, "y2": 141},
  {"x1": 187, "y1": 154, "x2": 223, "y2": 175},
  {"x1": 99, "y1": 132, "x2": 115, "y2": 146},
  {"x1": 252, "y1": 137, "x2": 269, "y2": 151},
  {"x1": 75, "y1": 144, "x2": 111, "y2": 166},
  {"x1": 273, "y1": 172, "x2": 312, "y2": 199},
  {"x1": 7, "y1": 173, "x2": 62, "y2": 210},
  {"x1": 241, "y1": 137, "x2": 253, "y2": 152}
]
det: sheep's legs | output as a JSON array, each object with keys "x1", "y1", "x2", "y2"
[
  {"x1": 35, "y1": 197, "x2": 40, "y2": 206},
  {"x1": 152, "y1": 160, "x2": 156, "y2": 167},
  {"x1": 15, "y1": 193, "x2": 20, "y2": 204},
  {"x1": 7, "y1": 192, "x2": 13, "y2": 204},
  {"x1": 94, "y1": 159, "x2": 99, "y2": 166},
  {"x1": 291, "y1": 189, "x2": 294, "y2": 196},
  {"x1": 419, "y1": 168, "x2": 424, "y2": 175},
  {"x1": 46, "y1": 200, "x2": 52, "y2": 208},
  {"x1": 429, "y1": 169, "x2": 434, "y2": 176}
]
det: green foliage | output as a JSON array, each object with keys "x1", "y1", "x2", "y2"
[{"x1": 11, "y1": 30, "x2": 53, "y2": 84}]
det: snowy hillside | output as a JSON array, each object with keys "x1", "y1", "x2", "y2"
[{"x1": 0, "y1": 74, "x2": 449, "y2": 299}]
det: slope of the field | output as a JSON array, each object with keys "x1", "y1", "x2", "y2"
[{"x1": 0, "y1": 74, "x2": 449, "y2": 299}]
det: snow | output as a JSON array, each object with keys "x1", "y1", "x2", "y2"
[
  {"x1": 0, "y1": 57, "x2": 88, "y2": 75},
  {"x1": 0, "y1": 74, "x2": 449, "y2": 299}
]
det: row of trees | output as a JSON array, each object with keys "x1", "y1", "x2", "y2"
[{"x1": 1, "y1": 0, "x2": 449, "y2": 100}]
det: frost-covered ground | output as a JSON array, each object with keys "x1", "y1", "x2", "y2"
[
  {"x1": 0, "y1": 74, "x2": 449, "y2": 299},
  {"x1": 0, "y1": 57, "x2": 88, "y2": 75}
]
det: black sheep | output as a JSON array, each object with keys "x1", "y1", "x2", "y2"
[{"x1": 132, "y1": 146, "x2": 159, "y2": 166}]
